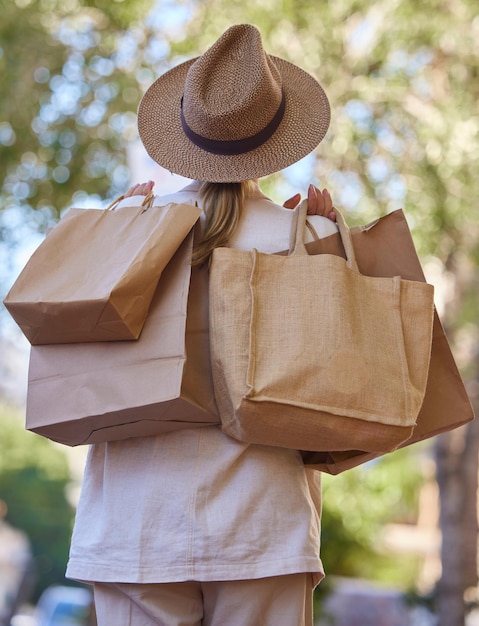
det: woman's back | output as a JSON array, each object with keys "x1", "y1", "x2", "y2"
[
  {"x1": 66, "y1": 181, "x2": 332, "y2": 589},
  {"x1": 162, "y1": 181, "x2": 337, "y2": 254}
]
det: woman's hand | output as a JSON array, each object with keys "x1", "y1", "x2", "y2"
[
  {"x1": 124, "y1": 180, "x2": 155, "y2": 197},
  {"x1": 283, "y1": 184, "x2": 336, "y2": 221}
]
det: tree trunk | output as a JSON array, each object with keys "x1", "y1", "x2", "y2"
[
  {"x1": 433, "y1": 235, "x2": 479, "y2": 625},
  {"x1": 462, "y1": 417, "x2": 479, "y2": 588},
  {"x1": 435, "y1": 417, "x2": 479, "y2": 626},
  {"x1": 435, "y1": 428, "x2": 467, "y2": 625}
]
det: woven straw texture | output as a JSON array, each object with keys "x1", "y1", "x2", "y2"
[
  {"x1": 209, "y1": 201, "x2": 435, "y2": 453},
  {"x1": 137, "y1": 25, "x2": 330, "y2": 182}
]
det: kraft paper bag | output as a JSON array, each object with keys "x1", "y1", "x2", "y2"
[
  {"x1": 209, "y1": 202, "x2": 435, "y2": 455},
  {"x1": 4, "y1": 195, "x2": 201, "y2": 344},
  {"x1": 298, "y1": 209, "x2": 474, "y2": 474},
  {"x1": 26, "y1": 232, "x2": 220, "y2": 446}
]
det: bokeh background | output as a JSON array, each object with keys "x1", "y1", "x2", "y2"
[{"x1": 0, "y1": 1, "x2": 478, "y2": 624}]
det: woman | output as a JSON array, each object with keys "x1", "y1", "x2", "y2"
[{"x1": 66, "y1": 24, "x2": 337, "y2": 626}]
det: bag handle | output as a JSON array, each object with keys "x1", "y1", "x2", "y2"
[
  {"x1": 305, "y1": 220, "x2": 320, "y2": 241},
  {"x1": 290, "y1": 199, "x2": 359, "y2": 272},
  {"x1": 105, "y1": 191, "x2": 155, "y2": 212}
]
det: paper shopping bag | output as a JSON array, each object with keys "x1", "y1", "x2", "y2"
[
  {"x1": 298, "y1": 209, "x2": 474, "y2": 474},
  {"x1": 26, "y1": 232, "x2": 219, "y2": 446},
  {"x1": 4, "y1": 195, "x2": 201, "y2": 344}
]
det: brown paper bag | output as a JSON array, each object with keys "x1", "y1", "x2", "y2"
[
  {"x1": 4, "y1": 196, "x2": 201, "y2": 344},
  {"x1": 298, "y1": 209, "x2": 475, "y2": 474},
  {"x1": 26, "y1": 232, "x2": 220, "y2": 446}
]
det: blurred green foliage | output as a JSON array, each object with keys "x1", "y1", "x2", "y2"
[
  {"x1": 321, "y1": 446, "x2": 426, "y2": 585},
  {"x1": 0, "y1": 0, "x2": 156, "y2": 229},
  {"x1": 0, "y1": 404, "x2": 74, "y2": 600}
]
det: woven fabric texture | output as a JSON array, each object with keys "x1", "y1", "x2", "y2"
[{"x1": 209, "y1": 200, "x2": 435, "y2": 454}]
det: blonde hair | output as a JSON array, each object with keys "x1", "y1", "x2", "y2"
[{"x1": 192, "y1": 181, "x2": 252, "y2": 266}]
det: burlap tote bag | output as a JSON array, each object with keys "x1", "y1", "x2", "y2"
[
  {"x1": 209, "y1": 200, "x2": 435, "y2": 454},
  {"x1": 298, "y1": 209, "x2": 474, "y2": 473},
  {"x1": 4, "y1": 193, "x2": 201, "y2": 344}
]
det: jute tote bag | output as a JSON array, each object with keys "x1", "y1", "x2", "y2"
[
  {"x1": 26, "y1": 232, "x2": 220, "y2": 446},
  {"x1": 297, "y1": 209, "x2": 474, "y2": 474},
  {"x1": 4, "y1": 194, "x2": 201, "y2": 344},
  {"x1": 209, "y1": 200, "x2": 436, "y2": 454}
]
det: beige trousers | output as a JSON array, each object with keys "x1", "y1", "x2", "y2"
[{"x1": 93, "y1": 573, "x2": 313, "y2": 626}]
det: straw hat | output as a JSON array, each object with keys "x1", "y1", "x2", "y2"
[{"x1": 138, "y1": 24, "x2": 330, "y2": 182}]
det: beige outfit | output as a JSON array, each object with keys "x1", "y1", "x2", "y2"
[
  {"x1": 66, "y1": 182, "x2": 337, "y2": 600},
  {"x1": 93, "y1": 574, "x2": 313, "y2": 626}
]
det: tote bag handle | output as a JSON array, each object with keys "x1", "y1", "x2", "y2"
[
  {"x1": 105, "y1": 190, "x2": 155, "y2": 212},
  {"x1": 290, "y1": 200, "x2": 359, "y2": 272}
]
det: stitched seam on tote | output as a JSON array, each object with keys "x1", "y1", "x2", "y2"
[
  {"x1": 245, "y1": 249, "x2": 260, "y2": 396},
  {"x1": 242, "y1": 396, "x2": 417, "y2": 427},
  {"x1": 392, "y1": 276, "x2": 412, "y2": 420}
]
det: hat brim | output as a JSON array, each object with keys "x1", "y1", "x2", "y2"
[{"x1": 137, "y1": 55, "x2": 330, "y2": 183}]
